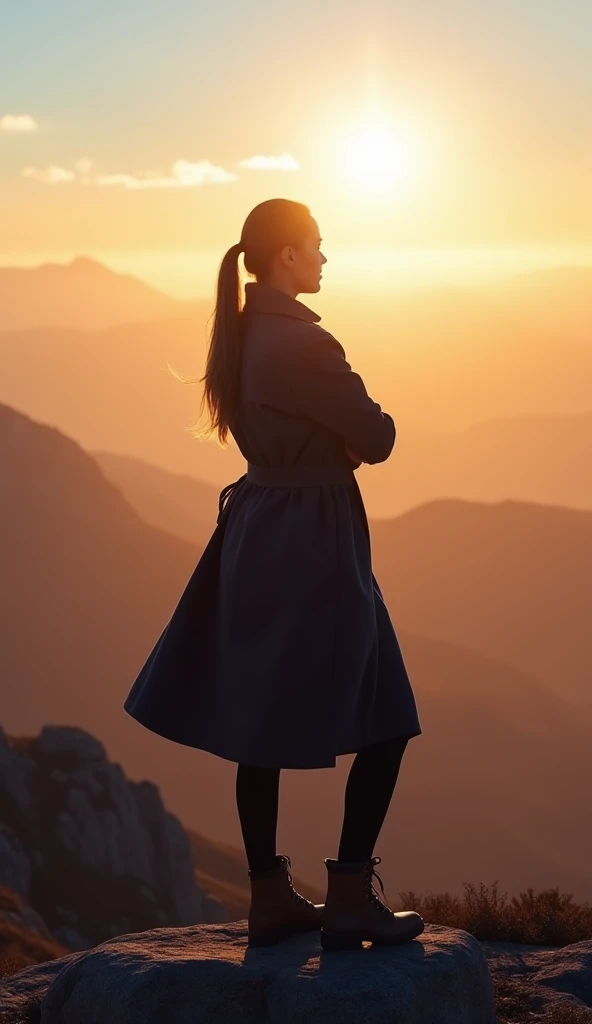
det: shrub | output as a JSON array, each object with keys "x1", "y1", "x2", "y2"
[{"x1": 396, "y1": 880, "x2": 592, "y2": 946}]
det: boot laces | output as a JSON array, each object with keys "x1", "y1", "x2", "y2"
[
  {"x1": 364, "y1": 856, "x2": 392, "y2": 914},
  {"x1": 280, "y1": 855, "x2": 311, "y2": 906}
]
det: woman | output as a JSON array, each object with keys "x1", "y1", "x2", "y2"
[{"x1": 123, "y1": 198, "x2": 424, "y2": 951}]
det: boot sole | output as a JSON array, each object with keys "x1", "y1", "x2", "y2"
[{"x1": 320, "y1": 918, "x2": 425, "y2": 950}]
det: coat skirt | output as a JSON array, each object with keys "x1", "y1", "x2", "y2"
[{"x1": 123, "y1": 282, "x2": 423, "y2": 768}]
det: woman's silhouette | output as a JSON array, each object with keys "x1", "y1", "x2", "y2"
[{"x1": 124, "y1": 198, "x2": 424, "y2": 950}]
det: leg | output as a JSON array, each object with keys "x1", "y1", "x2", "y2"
[
  {"x1": 337, "y1": 735, "x2": 410, "y2": 862},
  {"x1": 236, "y1": 762, "x2": 281, "y2": 873}
]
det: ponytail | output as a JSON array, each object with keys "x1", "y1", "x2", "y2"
[
  {"x1": 170, "y1": 198, "x2": 311, "y2": 447},
  {"x1": 169, "y1": 240, "x2": 244, "y2": 446}
]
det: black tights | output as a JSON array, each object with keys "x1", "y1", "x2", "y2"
[{"x1": 236, "y1": 734, "x2": 410, "y2": 872}]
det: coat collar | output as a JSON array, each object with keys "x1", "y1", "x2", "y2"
[{"x1": 242, "y1": 281, "x2": 322, "y2": 323}]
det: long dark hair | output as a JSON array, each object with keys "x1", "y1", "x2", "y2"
[{"x1": 171, "y1": 197, "x2": 312, "y2": 446}]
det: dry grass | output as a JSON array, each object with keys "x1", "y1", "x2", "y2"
[
  {"x1": 396, "y1": 880, "x2": 592, "y2": 946},
  {"x1": 0, "y1": 888, "x2": 23, "y2": 915},
  {"x1": 0, "y1": 884, "x2": 69, "y2": 981},
  {"x1": 0, "y1": 920, "x2": 69, "y2": 979}
]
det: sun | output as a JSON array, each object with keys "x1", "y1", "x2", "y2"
[{"x1": 343, "y1": 123, "x2": 416, "y2": 193}]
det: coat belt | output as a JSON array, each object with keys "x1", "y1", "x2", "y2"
[{"x1": 217, "y1": 462, "x2": 356, "y2": 523}]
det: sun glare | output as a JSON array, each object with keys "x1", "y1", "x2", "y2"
[{"x1": 343, "y1": 123, "x2": 417, "y2": 194}]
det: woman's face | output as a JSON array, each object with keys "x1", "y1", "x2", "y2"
[{"x1": 279, "y1": 217, "x2": 327, "y2": 295}]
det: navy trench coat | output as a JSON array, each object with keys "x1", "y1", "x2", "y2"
[{"x1": 123, "y1": 281, "x2": 422, "y2": 768}]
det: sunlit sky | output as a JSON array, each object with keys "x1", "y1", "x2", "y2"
[{"x1": 1, "y1": 0, "x2": 591, "y2": 297}]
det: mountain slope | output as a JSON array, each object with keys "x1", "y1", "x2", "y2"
[
  {"x1": 0, "y1": 256, "x2": 200, "y2": 331},
  {"x1": 92, "y1": 450, "x2": 221, "y2": 544},
  {"x1": 1, "y1": 258, "x2": 591, "y2": 511},
  {"x1": 370, "y1": 497, "x2": 592, "y2": 707}
]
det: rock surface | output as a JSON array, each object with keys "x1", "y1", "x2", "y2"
[
  {"x1": 0, "y1": 922, "x2": 496, "y2": 1023},
  {"x1": 480, "y1": 937, "x2": 592, "y2": 1015},
  {"x1": 0, "y1": 724, "x2": 225, "y2": 951},
  {"x1": 3, "y1": 929, "x2": 591, "y2": 1023}
]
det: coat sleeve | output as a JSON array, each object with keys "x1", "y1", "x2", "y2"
[{"x1": 282, "y1": 328, "x2": 395, "y2": 465}]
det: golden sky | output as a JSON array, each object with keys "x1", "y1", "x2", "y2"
[{"x1": 1, "y1": 0, "x2": 591, "y2": 281}]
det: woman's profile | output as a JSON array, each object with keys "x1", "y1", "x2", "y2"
[{"x1": 123, "y1": 197, "x2": 424, "y2": 951}]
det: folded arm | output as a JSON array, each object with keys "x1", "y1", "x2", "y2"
[{"x1": 283, "y1": 329, "x2": 395, "y2": 464}]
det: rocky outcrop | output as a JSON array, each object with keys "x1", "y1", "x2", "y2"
[
  {"x1": 0, "y1": 921, "x2": 499, "y2": 1023},
  {"x1": 0, "y1": 724, "x2": 225, "y2": 952},
  {"x1": 2, "y1": 927, "x2": 591, "y2": 1023}
]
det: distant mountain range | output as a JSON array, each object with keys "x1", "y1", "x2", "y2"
[
  {"x1": 0, "y1": 256, "x2": 203, "y2": 331},
  {"x1": 1, "y1": 257, "x2": 590, "y2": 517},
  {"x1": 1, "y1": 401, "x2": 590, "y2": 903},
  {"x1": 1, "y1": 256, "x2": 590, "y2": 338},
  {"x1": 92, "y1": 406, "x2": 592, "y2": 522}
]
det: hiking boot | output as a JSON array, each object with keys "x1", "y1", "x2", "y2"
[
  {"x1": 247, "y1": 854, "x2": 324, "y2": 946},
  {"x1": 320, "y1": 855, "x2": 424, "y2": 950}
]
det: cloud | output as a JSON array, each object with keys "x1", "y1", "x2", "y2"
[
  {"x1": 237, "y1": 153, "x2": 300, "y2": 171},
  {"x1": 94, "y1": 159, "x2": 238, "y2": 189},
  {"x1": 0, "y1": 114, "x2": 39, "y2": 133},
  {"x1": 20, "y1": 157, "x2": 238, "y2": 188},
  {"x1": 22, "y1": 165, "x2": 75, "y2": 184},
  {"x1": 19, "y1": 153, "x2": 300, "y2": 187}
]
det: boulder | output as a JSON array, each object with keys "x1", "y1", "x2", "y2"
[{"x1": 0, "y1": 922, "x2": 496, "y2": 1023}]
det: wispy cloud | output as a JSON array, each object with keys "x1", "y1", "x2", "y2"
[
  {"x1": 1, "y1": 114, "x2": 39, "y2": 133},
  {"x1": 96, "y1": 159, "x2": 239, "y2": 189},
  {"x1": 22, "y1": 165, "x2": 75, "y2": 184},
  {"x1": 238, "y1": 153, "x2": 300, "y2": 171},
  {"x1": 19, "y1": 153, "x2": 301, "y2": 187},
  {"x1": 19, "y1": 158, "x2": 237, "y2": 188}
]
